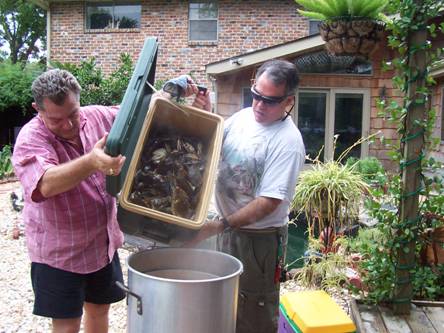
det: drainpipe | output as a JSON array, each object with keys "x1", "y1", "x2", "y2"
[{"x1": 46, "y1": 9, "x2": 51, "y2": 66}]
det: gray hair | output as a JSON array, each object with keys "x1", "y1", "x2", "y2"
[
  {"x1": 31, "y1": 69, "x2": 82, "y2": 110},
  {"x1": 255, "y1": 60, "x2": 299, "y2": 96}
]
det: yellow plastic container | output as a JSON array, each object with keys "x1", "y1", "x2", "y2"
[
  {"x1": 119, "y1": 96, "x2": 224, "y2": 230},
  {"x1": 280, "y1": 291, "x2": 356, "y2": 333}
]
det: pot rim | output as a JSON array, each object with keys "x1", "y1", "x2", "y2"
[{"x1": 126, "y1": 247, "x2": 243, "y2": 283}]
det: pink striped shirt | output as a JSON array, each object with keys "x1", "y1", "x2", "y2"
[{"x1": 12, "y1": 105, "x2": 124, "y2": 274}]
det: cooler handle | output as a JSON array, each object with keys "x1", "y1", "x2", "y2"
[{"x1": 115, "y1": 281, "x2": 143, "y2": 315}]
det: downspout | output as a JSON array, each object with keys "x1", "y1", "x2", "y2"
[{"x1": 46, "y1": 9, "x2": 51, "y2": 66}]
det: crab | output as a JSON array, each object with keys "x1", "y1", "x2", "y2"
[{"x1": 129, "y1": 133, "x2": 207, "y2": 220}]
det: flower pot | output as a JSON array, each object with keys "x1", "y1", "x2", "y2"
[
  {"x1": 425, "y1": 226, "x2": 444, "y2": 266},
  {"x1": 319, "y1": 19, "x2": 385, "y2": 58}
]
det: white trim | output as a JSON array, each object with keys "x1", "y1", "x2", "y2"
[{"x1": 31, "y1": 0, "x2": 50, "y2": 10}]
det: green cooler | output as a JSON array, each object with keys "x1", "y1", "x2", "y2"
[{"x1": 105, "y1": 38, "x2": 224, "y2": 246}]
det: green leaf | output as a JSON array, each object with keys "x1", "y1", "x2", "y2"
[{"x1": 297, "y1": 9, "x2": 327, "y2": 20}]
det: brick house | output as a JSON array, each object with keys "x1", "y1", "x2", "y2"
[{"x1": 32, "y1": 0, "x2": 444, "y2": 168}]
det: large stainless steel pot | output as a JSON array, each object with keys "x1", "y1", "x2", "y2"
[{"x1": 118, "y1": 247, "x2": 243, "y2": 333}]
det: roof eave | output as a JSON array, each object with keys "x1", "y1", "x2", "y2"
[
  {"x1": 431, "y1": 60, "x2": 444, "y2": 78},
  {"x1": 30, "y1": 0, "x2": 50, "y2": 10},
  {"x1": 206, "y1": 35, "x2": 325, "y2": 76}
]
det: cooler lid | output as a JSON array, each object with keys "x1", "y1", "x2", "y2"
[{"x1": 106, "y1": 37, "x2": 158, "y2": 195}]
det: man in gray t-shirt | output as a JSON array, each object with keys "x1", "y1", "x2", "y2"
[{"x1": 190, "y1": 60, "x2": 305, "y2": 333}]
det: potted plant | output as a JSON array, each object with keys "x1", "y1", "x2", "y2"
[
  {"x1": 295, "y1": 0, "x2": 388, "y2": 58},
  {"x1": 291, "y1": 136, "x2": 371, "y2": 247},
  {"x1": 291, "y1": 158, "x2": 369, "y2": 241}
]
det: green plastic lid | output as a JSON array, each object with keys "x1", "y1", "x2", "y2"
[{"x1": 106, "y1": 37, "x2": 158, "y2": 195}]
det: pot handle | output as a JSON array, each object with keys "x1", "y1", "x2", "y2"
[{"x1": 115, "y1": 281, "x2": 143, "y2": 315}]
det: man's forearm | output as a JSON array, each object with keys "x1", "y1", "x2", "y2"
[
  {"x1": 38, "y1": 152, "x2": 95, "y2": 198},
  {"x1": 225, "y1": 196, "x2": 281, "y2": 228}
]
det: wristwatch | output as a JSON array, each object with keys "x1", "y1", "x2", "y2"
[{"x1": 219, "y1": 216, "x2": 231, "y2": 230}]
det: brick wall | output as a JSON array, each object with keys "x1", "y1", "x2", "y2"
[{"x1": 49, "y1": 0, "x2": 308, "y2": 88}]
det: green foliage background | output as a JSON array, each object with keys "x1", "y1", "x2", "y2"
[
  {"x1": 51, "y1": 53, "x2": 134, "y2": 106},
  {"x1": 0, "y1": 0, "x2": 46, "y2": 63},
  {"x1": 0, "y1": 61, "x2": 43, "y2": 115}
]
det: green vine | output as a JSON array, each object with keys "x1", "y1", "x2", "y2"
[{"x1": 360, "y1": 0, "x2": 444, "y2": 306}]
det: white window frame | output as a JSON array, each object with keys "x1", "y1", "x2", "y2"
[
  {"x1": 294, "y1": 88, "x2": 370, "y2": 161},
  {"x1": 188, "y1": 1, "x2": 218, "y2": 42}
]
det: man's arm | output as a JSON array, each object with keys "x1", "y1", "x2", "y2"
[
  {"x1": 224, "y1": 196, "x2": 281, "y2": 229},
  {"x1": 184, "y1": 196, "x2": 281, "y2": 246},
  {"x1": 37, "y1": 134, "x2": 126, "y2": 199}
]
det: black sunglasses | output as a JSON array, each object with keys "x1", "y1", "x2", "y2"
[{"x1": 250, "y1": 86, "x2": 288, "y2": 106}]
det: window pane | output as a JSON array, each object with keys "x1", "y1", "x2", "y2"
[
  {"x1": 86, "y1": 5, "x2": 113, "y2": 29},
  {"x1": 309, "y1": 20, "x2": 320, "y2": 35},
  {"x1": 190, "y1": 2, "x2": 217, "y2": 19},
  {"x1": 190, "y1": 20, "x2": 217, "y2": 40},
  {"x1": 298, "y1": 92, "x2": 326, "y2": 162},
  {"x1": 334, "y1": 93, "x2": 363, "y2": 159},
  {"x1": 243, "y1": 87, "x2": 253, "y2": 108},
  {"x1": 114, "y1": 5, "x2": 141, "y2": 28}
]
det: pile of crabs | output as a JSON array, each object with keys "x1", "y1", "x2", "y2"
[{"x1": 129, "y1": 132, "x2": 207, "y2": 219}]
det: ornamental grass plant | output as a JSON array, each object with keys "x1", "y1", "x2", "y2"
[
  {"x1": 295, "y1": 0, "x2": 389, "y2": 22},
  {"x1": 291, "y1": 136, "x2": 370, "y2": 237}
]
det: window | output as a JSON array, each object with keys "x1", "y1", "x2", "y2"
[
  {"x1": 189, "y1": 1, "x2": 218, "y2": 41},
  {"x1": 297, "y1": 91, "x2": 327, "y2": 161},
  {"x1": 309, "y1": 20, "x2": 321, "y2": 35},
  {"x1": 295, "y1": 89, "x2": 370, "y2": 162},
  {"x1": 242, "y1": 87, "x2": 253, "y2": 108},
  {"x1": 86, "y1": 2, "x2": 141, "y2": 30}
]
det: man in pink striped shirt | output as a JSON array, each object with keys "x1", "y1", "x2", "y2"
[{"x1": 12, "y1": 69, "x2": 126, "y2": 333}]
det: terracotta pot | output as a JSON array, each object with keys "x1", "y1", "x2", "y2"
[
  {"x1": 319, "y1": 19, "x2": 384, "y2": 58},
  {"x1": 425, "y1": 226, "x2": 444, "y2": 265}
]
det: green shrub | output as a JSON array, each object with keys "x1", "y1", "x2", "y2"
[
  {"x1": 0, "y1": 60, "x2": 43, "y2": 115},
  {"x1": 295, "y1": 0, "x2": 388, "y2": 21},
  {"x1": 0, "y1": 145, "x2": 14, "y2": 179},
  {"x1": 411, "y1": 265, "x2": 444, "y2": 300},
  {"x1": 51, "y1": 53, "x2": 134, "y2": 106},
  {"x1": 347, "y1": 227, "x2": 383, "y2": 253},
  {"x1": 346, "y1": 156, "x2": 387, "y2": 186}
]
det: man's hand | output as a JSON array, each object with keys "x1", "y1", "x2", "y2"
[
  {"x1": 183, "y1": 217, "x2": 224, "y2": 248},
  {"x1": 192, "y1": 90, "x2": 211, "y2": 112},
  {"x1": 89, "y1": 133, "x2": 126, "y2": 176},
  {"x1": 183, "y1": 76, "x2": 212, "y2": 112}
]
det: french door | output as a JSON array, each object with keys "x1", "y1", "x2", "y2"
[{"x1": 295, "y1": 89, "x2": 370, "y2": 162}]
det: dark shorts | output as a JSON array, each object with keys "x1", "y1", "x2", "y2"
[{"x1": 31, "y1": 252, "x2": 126, "y2": 319}]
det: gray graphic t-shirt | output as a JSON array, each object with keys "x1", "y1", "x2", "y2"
[{"x1": 215, "y1": 107, "x2": 305, "y2": 229}]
